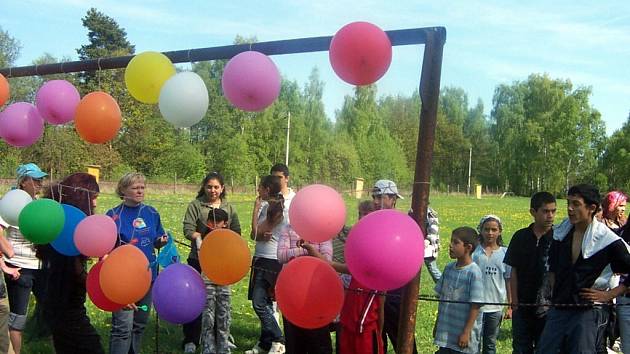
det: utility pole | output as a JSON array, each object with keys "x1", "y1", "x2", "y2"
[
  {"x1": 285, "y1": 111, "x2": 291, "y2": 166},
  {"x1": 467, "y1": 146, "x2": 472, "y2": 196}
]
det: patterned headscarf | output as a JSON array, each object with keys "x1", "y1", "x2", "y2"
[
  {"x1": 602, "y1": 191, "x2": 627, "y2": 221},
  {"x1": 477, "y1": 214, "x2": 503, "y2": 234}
]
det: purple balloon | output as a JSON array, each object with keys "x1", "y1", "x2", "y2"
[
  {"x1": 0, "y1": 102, "x2": 44, "y2": 147},
  {"x1": 152, "y1": 263, "x2": 205, "y2": 324},
  {"x1": 222, "y1": 51, "x2": 281, "y2": 111},
  {"x1": 345, "y1": 209, "x2": 424, "y2": 291},
  {"x1": 35, "y1": 80, "x2": 80, "y2": 124}
]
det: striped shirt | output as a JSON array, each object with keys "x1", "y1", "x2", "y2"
[{"x1": 277, "y1": 224, "x2": 332, "y2": 264}]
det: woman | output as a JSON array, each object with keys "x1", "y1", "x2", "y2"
[
  {"x1": 182, "y1": 171, "x2": 241, "y2": 354},
  {"x1": 40, "y1": 172, "x2": 104, "y2": 353},
  {"x1": 107, "y1": 172, "x2": 167, "y2": 354},
  {"x1": 0, "y1": 163, "x2": 47, "y2": 354},
  {"x1": 602, "y1": 191, "x2": 627, "y2": 234}
]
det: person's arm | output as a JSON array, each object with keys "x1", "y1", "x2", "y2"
[
  {"x1": 183, "y1": 201, "x2": 201, "y2": 241},
  {"x1": 0, "y1": 227, "x2": 14, "y2": 258},
  {"x1": 510, "y1": 268, "x2": 519, "y2": 311},
  {"x1": 505, "y1": 277, "x2": 513, "y2": 319},
  {"x1": 0, "y1": 256, "x2": 19, "y2": 280},
  {"x1": 153, "y1": 209, "x2": 168, "y2": 249},
  {"x1": 250, "y1": 198, "x2": 263, "y2": 240},
  {"x1": 229, "y1": 206, "x2": 241, "y2": 235},
  {"x1": 580, "y1": 284, "x2": 627, "y2": 302},
  {"x1": 458, "y1": 304, "x2": 480, "y2": 349},
  {"x1": 302, "y1": 243, "x2": 349, "y2": 273},
  {"x1": 277, "y1": 228, "x2": 307, "y2": 263}
]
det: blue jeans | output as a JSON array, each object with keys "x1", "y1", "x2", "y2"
[
  {"x1": 252, "y1": 268, "x2": 283, "y2": 350},
  {"x1": 617, "y1": 296, "x2": 630, "y2": 353},
  {"x1": 480, "y1": 311, "x2": 502, "y2": 354},
  {"x1": 424, "y1": 257, "x2": 442, "y2": 283},
  {"x1": 109, "y1": 290, "x2": 152, "y2": 354},
  {"x1": 536, "y1": 308, "x2": 600, "y2": 354},
  {"x1": 512, "y1": 308, "x2": 545, "y2": 354}
]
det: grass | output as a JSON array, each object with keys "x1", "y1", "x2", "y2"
[{"x1": 22, "y1": 191, "x2": 567, "y2": 353}]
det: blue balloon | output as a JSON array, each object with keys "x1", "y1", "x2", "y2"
[{"x1": 51, "y1": 204, "x2": 86, "y2": 256}]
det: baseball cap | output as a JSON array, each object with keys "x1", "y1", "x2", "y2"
[
  {"x1": 16, "y1": 163, "x2": 48, "y2": 180},
  {"x1": 372, "y1": 179, "x2": 404, "y2": 199}
]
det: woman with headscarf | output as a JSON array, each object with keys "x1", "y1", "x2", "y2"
[{"x1": 602, "y1": 191, "x2": 627, "y2": 234}]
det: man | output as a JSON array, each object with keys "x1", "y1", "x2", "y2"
[
  {"x1": 270, "y1": 163, "x2": 296, "y2": 222},
  {"x1": 371, "y1": 179, "x2": 419, "y2": 354},
  {"x1": 536, "y1": 184, "x2": 630, "y2": 353},
  {"x1": 504, "y1": 192, "x2": 557, "y2": 354}
]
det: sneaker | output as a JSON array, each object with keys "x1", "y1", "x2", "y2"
[
  {"x1": 244, "y1": 342, "x2": 267, "y2": 354},
  {"x1": 269, "y1": 342, "x2": 285, "y2": 354},
  {"x1": 184, "y1": 342, "x2": 196, "y2": 353}
]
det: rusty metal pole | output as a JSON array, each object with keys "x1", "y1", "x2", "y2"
[{"x1": 396, "y1": 27, "x2": 446, "y2": 354}]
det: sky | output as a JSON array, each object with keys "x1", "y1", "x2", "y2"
[{"x1": 2, "y1": 0, "x2": 630, "y2": 134}]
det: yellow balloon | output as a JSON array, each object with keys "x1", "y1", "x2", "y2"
[{"x1": 124, "y1": 51, "x2": 176, "y2": 104}]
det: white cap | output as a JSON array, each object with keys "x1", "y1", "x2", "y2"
[{"x1": 372, "y1": 179, "x2": 404, "y2": 199}]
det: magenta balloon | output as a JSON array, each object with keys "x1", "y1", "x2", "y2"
[
  {"x1": 35, "y1": 80, "x2": 81, "y2": 124},
  {"x1": 0, "y1": 102, "x2": 44, "y2": 147},
  {"x1": 345, "y1": 209, "x2": 424, "y2": 291},
  {"x1": 221, "y1": 51, "x2": 280, "y2": 111},
  {"x1": 74, "y1": 214, "x2": 117, "y2": 257},
  {"x1": 288, "y1": 184, "x2": 346, "y2": 242}
]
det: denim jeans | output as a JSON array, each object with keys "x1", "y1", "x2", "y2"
[
  {"x1": 109, "y1": 290, "x2": 152, "y2": 354},
  {"x1": 251, "y1": 269, "x2": 283, "y2": 350},
  {"x1": 512, "y1": 307, "x2": 546, "y2": 354},
  {"x1": 424, "y1": 257, "x2": 442, "y2": 283},
  {"x1": 617, "y1": 296, "x2": 630, "y2": 353},
  {"x1": 480, "y1": 311, "x2": 502, "y2": 354},
  {"x1": 536, "y1": 308, "x2": 599, "y2": 354}
]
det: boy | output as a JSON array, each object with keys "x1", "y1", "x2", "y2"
[{"x1": 434, "y1": 227, "x2": 483, "y2": 354}]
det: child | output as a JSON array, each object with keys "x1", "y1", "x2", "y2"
[
  {"x1": 199, "y1": 208, "x2": 233, "y2": 354},
  {"x1": 472, "y1": 215, "x2": 511, "y2": 354},
  {"x1": 277, "y1": 224, "x2": 333, "y2": 354},
  {"x1": 434, "y1": 227, "x2": 483, "y2": 354}
]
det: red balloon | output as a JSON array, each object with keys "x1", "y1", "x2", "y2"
[
  {"x1": 329, "y1": 22, "x2": 392, "y2": 85},
  {"x1": 275, "y1": 257, "x2": 344, "y2": 329},
  {"x1": 86, "y1": 261, "x2": 125, "y2": 312}
]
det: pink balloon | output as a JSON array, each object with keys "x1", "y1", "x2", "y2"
[
  {"x1": 345, "y1": 209, "x2": 424, "y2": 291},
  {"x1": 329, "y1": 22, "x2": 392, "y2": 85},
  {"x1": 36, "y1": 80, "x2": 81, "y2": 124},
  {"x1": 0, "y1": 102, "x2": 44, "y2": 147},
  {"x1": 288, "y1": 184, "x2": 346, "y2": 243},
  {"x1": 222, "y1": 51, "x2": 280, "y2": 111},
  {"x1": 74, "y1": 214, "x2": 117, "y2": 257}
]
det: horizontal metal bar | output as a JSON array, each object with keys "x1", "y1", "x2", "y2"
[{"x1": 0, "y1": 27, "x2": 445, "y2": 78}]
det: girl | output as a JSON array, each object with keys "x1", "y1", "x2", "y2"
[
  {"x1": 472, "y1": 215, "x2": 511, "y2": 354},
  {"x1": 107, "y1": 172, "x2": 168, "y2": 354},
  {"x1": 277, "y1": 223, "x2": 333, "y2": 354},
  {"x1": 602, "y1": 191, "x2": 627, "y2": 234},
  {"x1": 182, "y1": 171, "x2": 240, "y2": 353}
]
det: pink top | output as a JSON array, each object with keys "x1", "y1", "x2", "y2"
[{"x1": 277, "y1": 224, "x2": 333, "y2": 263}]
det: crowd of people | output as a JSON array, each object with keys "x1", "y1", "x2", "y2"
[{"x1": 0, "y1": 161, "x2": 629, "y2": 354}]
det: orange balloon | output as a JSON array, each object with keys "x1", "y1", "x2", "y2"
[
  {"x1": 0, "y1": 74, "x2": 9, "y2": 106},
  {"x1": 99, "y1": 245, "x2": 151, "y2": 305},
  {"x1": 199, "y1": 229, "x2": 251, "y2": 285},
  {"x1": 74, "y1": 91, "x2": 121, "y2": 144}
]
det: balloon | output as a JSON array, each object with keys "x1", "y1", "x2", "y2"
[
  {"x1": 329, "y1": 22, "x2": 392, "y2": 85},
  {"x1": 125, "y1": 51, "x2": 176, "y2": 104},
  {"x1": 18, "y1": 199, "x2": 65, "y2": 244},
  {"x1": 0, "y1": 73, "x2": 8, "y2": 106},
  {"x1": 152, "y1": 264, "x2": 205, "y2": 324},
  {"x1": 158, "y1": 72, "x2": 209, "y2": 127},
  {"x1": 86, "y1": 261, "x2": 125, "y2": 312},
  {"x1": 275, "y1": 257, "x2": 344, "y2": 329},
  {"x1": 0, "y1": 102, "x2": 44, "y2": 147},
  {"x1": 288, "y1": 184, "x2": 346, "y2": 242},
  {"x1": 199, "y1": 229, "x2": 251, "y2": 285},
  {"x1": 51, "y1": 204, "x2": 86, "y2": 256},
  {"x1": 222, "y1": 51, "x2": 280, "y2": 111},
  {"x1": 35, "y1": 80, "x2": 81, "y2": 124},
  {"x1": 74, "y1": 214, "x2": 117, "y2": 257},
  {"x1": 0, "y1": 189, "x2": 32, "y2": 226},
  {"x1": 74, "y1": 91, "x2": 121, "y2": 144},
  {"x1": 100, "y1": 245, "x2": 151, "y2": 305},
  {"x1": 345, "y1": 209, "x2": 424, "y2": 291}
]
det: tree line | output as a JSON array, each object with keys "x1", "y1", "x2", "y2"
[{"x1": 0, "y1": 9, "x2": 626, "y2": 196}]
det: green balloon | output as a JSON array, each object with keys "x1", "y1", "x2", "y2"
[{"x1": 18, "y1": 199, "x2": 65, "y2": 245}]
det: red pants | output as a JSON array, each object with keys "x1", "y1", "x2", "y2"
[{"x1": 339, "y1": 326, "x2": 383, "y2": 354}]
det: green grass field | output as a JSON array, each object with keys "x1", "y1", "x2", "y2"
[{"x1": 22, "y1": 191, "x2": 568, "y2": 353}]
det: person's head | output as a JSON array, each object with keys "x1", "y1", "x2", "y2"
[
  {"x1": 529, "y1": 191, "x2": 557, "y2": 229},
  {"x1": 44, "y1": 173, "x2": 100, "y2": 215},
  {"x1": 196, "y1": 172, "x2": 226, "y2": 202},
  {"x1": 449, "y1": 226, "x2": 478, "y2": 259},
  {"x1": 116, "y1": 172, "x2": 146, "y2": 206},
  {"x1": 567, "y1": 184, "x2": 600, "y2": 225},
  {"x1": 258, "y1": 175, "x2": 282, "y2": 201},
  {"x1": 602, "y1": 191, "x2": 627, "y2": 222},
  {"x1": 16, "y1": 163, "x2": 47, "y2": 198},
  {"x1": 358, "y1": 200, "x2": 374, "y2": 219},
  {"x1": 478, "y1": 215, "x2": 504, "y2": 247},
  {"x1": 595, "y1": 205, "x2": 604, "y2": 222},
  {"x1": 372, "y1": 179, "x2": 403, "y2": 210},
  {"x1": 270, "y1": 163, "x2": 290, "y2": 192},
  {"x1": 206, "y1": 208, "x2": 229, "y2": 231}
]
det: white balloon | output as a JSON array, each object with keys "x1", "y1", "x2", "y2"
[
  {"x1": 158, "y1": 72, "x2": 209, "y2": 128},
  {"x1": 0, "y1": 189, "x2": 33, "y2": 226}
]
